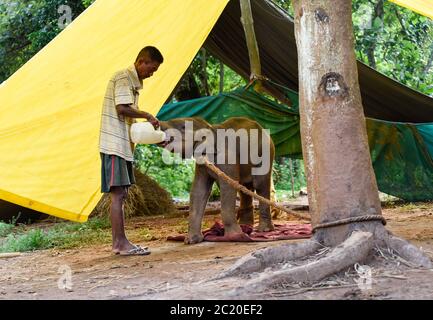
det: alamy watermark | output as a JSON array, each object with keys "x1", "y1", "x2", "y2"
[
  {"x1": 58, "y1": 5, "x2": 72, "y2": 29},
  {"x1": 161, "y1": 121, "x2": 271, "y2": 175},
  {"x1": 354, "y1": 263, "x2": 372, "y2": 291},
  {"x1": 57, "y1": 264, "x2": 73, "y2": 291}
]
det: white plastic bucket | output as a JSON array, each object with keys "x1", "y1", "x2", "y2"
[{"x1": 130, "y1": 122, "x2": 166, "y2": 144}]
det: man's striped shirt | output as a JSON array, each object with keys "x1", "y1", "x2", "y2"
[{"x1": 99, "y1": 65, "x2": 143, "y2": 161}]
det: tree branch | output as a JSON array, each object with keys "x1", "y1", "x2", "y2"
[
  {"x1": 393, "y1": 6, "x2": 411, "y2": 40},
  {"x1": 365, "y1": 0, "x2": 384, "y2": 69}
]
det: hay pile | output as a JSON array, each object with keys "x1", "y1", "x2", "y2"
[{"x1": 92, "y1": 169, "x2": 178, "y2": 218}]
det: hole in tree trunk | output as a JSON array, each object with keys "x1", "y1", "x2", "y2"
[{"x1": 319, "y1": 72, "x2": 349, "y2": 99}]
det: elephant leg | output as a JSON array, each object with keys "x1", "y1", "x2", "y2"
[
  {"x1": 219, "y1": 180, "x2": 243, "y2": 236},
  {"x1": 254, "y1": 175, "x2": 275, "y2": 232},
  {"x1": 237, "y1": 182, "x2": 254, "y2": 226},
  {"x1": 186, "y1": 165, "x2": 214, "y2": 244}
]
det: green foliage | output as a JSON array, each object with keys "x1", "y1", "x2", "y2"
[
  {"x1": 209, "y1": 183, "x2": 221, "y2": 201},
  {"x1": 273, "y1": 0, "x2": 294, "y2": 16},
  {"x1": 271, "y1": 1, "x2": 433, "y2": 97},
  {"x1": 0, "y1": 222, "x2": 14, "y2": 237},
  {"x1": 1, "y1": 228, "x2": 51, "y2": 252},
  {"x1": 352, "y1": 0, "x2": 433, "y2": 96},
  {"x1": 81, "y1": 0, "x2": 94, "y2": 8},
  {"x1": 134, "y1": 144, "x2": 195, "y2": 199},
  {"x1": 54, "y1": 215, "x2": 111, "y2": 232},
  {"x1": 0, "y1": 216, "x2": 111, "y2": 252},
  {"x1": 181, "y1": 50, "x2": 246, "y2": 99},
  {"x1": 0, "y1": 0, "x2": 92, "y2": 82},
  {"x1": 273, "y1": 157, "x2": 306, "y2": 192},
  {"x1": 214, "y1": 63, "x2": 246, "y2": 95}
]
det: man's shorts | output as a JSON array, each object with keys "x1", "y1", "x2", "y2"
[{"x1": 100, "y1": 153, "x2": 136, "y2": 193}]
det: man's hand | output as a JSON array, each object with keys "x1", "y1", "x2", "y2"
[
  {"x1": 116, "y1": 104, "x2": 160, "y2": 129},
  {"x1": 147, "y1": 115, "x2": 160, "y2": 130}
]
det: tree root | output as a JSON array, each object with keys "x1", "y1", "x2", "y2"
[
  {"x1": 384, "y1": 234, "x2": 432, "y2": 268},
  {"x1": 227, "y1": 231, "x2": 374, "y2": 295},
  {"x1": 216, "y1": 240, "x2": 320, "y2": 279},
  {"x1": 221, "y1": 229, "x2": 432, "y2": 297}
]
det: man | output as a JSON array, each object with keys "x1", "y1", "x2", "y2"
[{"x1": 99, "y1": 46, "x2": 163, "y2": 256}]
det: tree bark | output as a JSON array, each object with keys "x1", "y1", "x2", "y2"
[
  {"x1": 200, "y1": 48, "x2": 211, "y2": 96},
  {"x1": 219, "y1": 60, "x2": 225, "y2": 93},
  {"x1": 292, "y1": 0, "x2": 383, "y2": 246}
]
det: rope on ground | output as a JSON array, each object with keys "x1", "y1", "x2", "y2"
[{"x1": 198, "y1": 156, "x2": 307, "y2": 220}]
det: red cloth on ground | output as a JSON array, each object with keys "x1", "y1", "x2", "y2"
[{"x1": 167, "y1": 220, "x2": 312, "y2": 242}]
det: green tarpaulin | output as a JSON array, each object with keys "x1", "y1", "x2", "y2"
[{"x1": 158, "y1": 87, "x2": 433, "y2": 202}]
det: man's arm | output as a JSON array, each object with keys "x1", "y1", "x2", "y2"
[{"x1": 116, "y1": 104, "x2": 159, "y2": 128}]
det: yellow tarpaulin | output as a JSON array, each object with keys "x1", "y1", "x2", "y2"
[
  {"x1": 390, "y1": 0, "x2": 433, "y2": 19},
  {"x1": 0, "y1": 0, "x2": 229, "y2": 222}
]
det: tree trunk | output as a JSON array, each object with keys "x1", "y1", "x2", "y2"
[
  {"x1": 200, "y1": 48, "x2": 211, "y2": 96},
  {"x1": 292, "y1": 0, "x2": 383, "y2": 246},
  {"x1": 219, "y1": 60, "x2": 224, "y2": 94}
]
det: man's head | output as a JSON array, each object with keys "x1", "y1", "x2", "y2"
[{"x1": 134, "y1": 46, "x2": 164, "y2": 80}]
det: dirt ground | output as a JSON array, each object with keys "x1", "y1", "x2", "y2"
[{"x1": 1, "y1": 200, "x2": 433, "y2": 300}]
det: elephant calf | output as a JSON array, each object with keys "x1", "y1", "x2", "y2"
[{"x1": 159, "y1": 117, "x2": 275, "y2": 244}]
